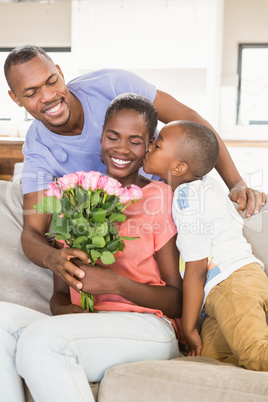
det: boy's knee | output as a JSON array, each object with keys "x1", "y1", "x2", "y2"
[{"x1": 239, "y1": 343, "x2": 268, "y2": 371}]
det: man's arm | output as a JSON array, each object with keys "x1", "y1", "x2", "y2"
[
  {"x1": 153, "y1": 89, "x2": 266, "y2": 216},
  {"x1": 182, "y1": 258, "x2": 208, "y2": 356},
  {"x1": 22, "y1": 191, "x2": 89, "y2": 290}
]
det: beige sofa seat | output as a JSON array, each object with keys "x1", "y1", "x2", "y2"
[
  {"x1": 99, "y1": 357, "x2": 268, "y2": 402},
  {"x1": 1, "y1": 180, "x2": 268, "y2": 402}
]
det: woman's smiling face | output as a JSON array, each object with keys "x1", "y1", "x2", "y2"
[{"x1": 101, "y1": 109, "x2": 149, "y2": 186}]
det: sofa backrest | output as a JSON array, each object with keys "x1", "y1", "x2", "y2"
[{"x1": 0, "y1": 180, "x2": 267, "y2": 314}]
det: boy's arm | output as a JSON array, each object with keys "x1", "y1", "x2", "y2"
[
  {"x1": 182, "y1": 258, "x2": 208, "y2": 356},
  {"x1": 50, "y1": 273, "x2": 89, "y2": 316}
]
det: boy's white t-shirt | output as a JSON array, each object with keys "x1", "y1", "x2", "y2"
[{"x1": 172, "y1": 175, "x2": 264, "y2": 305}]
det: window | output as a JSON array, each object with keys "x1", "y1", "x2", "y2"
[{"x1": 237, "y1": 44, "x2": 268, "y2": 125}]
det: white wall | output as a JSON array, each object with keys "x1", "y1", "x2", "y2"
[
  {"x1": 0, "y1": 0, "x2": 224, "y2": 132},
  {"x1": 71, "y1": 0, "x2": 224, "y2": 127},
  {"x1": 0, "y1": 2, "x2": 71, "y2": 48}
]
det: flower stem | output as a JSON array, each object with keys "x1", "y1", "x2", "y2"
[{"x1": 81, "y1": 291, "x2": 94, "y2": 313}]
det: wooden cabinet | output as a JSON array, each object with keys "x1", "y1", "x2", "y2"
[{"x1": 0, "y1": 138, "x2": 24, "y2": 181}]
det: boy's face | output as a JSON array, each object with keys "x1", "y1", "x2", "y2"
[
  {"x1": 143, "y1": 123, "x2": 182, "y2": 183},
  {"x1": 101, "y1": 109, "x2": 150, "y2": 185}
]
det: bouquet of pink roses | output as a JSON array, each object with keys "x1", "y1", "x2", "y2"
[{"x1": 33, "y1": 171, "x2": 143, "y2": 312}]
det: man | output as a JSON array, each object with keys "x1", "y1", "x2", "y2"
[{"x1": 4, "y1": 45, "x2": 266, "y2": 291}]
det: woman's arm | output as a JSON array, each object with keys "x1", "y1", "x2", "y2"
[
  {"x1": 50, "y1": 273, "x2": 89, "y2": 315},
  {"x1": 79, "y1": 235, "x2": 182, "y2": 318},
  {"x1": 182, "y1": 258, "x2": 208, "y2": 356},
  {"x1": 153, "y1": 89, "x2": 266, "y2": 216}
]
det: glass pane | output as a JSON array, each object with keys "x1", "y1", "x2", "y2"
[{"x1": 238, "y1": 47, "x2": 268, "y2": 125}]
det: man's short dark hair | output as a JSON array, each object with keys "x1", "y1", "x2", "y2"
[
  {"x1": 104, "y1": 93, "x2": 158, "y2": 141},
  {"x1": 176, "y1": 121, "x2": 219, "y2": 177},
  {"x1": 4, "y1": 45, "x2": 52, "y2": 87}
]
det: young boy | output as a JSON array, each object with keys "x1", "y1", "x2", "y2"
[{"x1": 143, "y1": 120, "x2": 268, "y2": 371}]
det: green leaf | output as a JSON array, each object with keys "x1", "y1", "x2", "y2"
[
  {"x1": 120, "y1": 236, "x2": 140, "y2": 241},
  {"x1": 105, "y1": 234, "x2": 111, "y2": 243},
  {"x1": 103, "y1": 196, "x2": 120, "y2": 213},
  {"x1": 71, "y1": 217, "x2": 90, "y2": 236},
  {"x1": 107, "y1": 240, "x2": 119, "y2": 252},
  {"x1": 60, "y1": 196, "x2": 74, "y2": 216},
  {"x1": 51, "y1": 234, "x2": 67, "y2": 241},
  {"x1": 90, "y1": 191, "x2": 101, "y2": 208},
  {"x1": 52, "y1": 213, "x2": 71, "y2": 237},
  {"x1": 33, "y1": 196, "x2": 61, "y2": 214},
  {"x1": 109, "y1": 212, "x2": 126, "y2": 222},
  {"x1": 91, "y1": 249, "x2": 101, "y2": 261},
  {"x1": 92, "y1": 236, "x2": 106, "y2": 248},
  {"x1": 93, "y1": 222, "x2": 108, "y2": 237},
  {"x1": 75, "y1": 187, "x2": 90, "y2": 212},
  {"x1": 102, "y1": 201, "x2": 112, "y2": 210},
  {"x1": 100, "y1": 251, "x2": 115, "y2": 265},
  {"x1": 73, "y1": 236, "x2": 88, "y2": 245},
  {"x1": 92, "y1": 208, "x2": 107, "y2": 223},
  {"x1": 108, "y1": 222, "x2": 119, "y2": 235},
  {"x1": 45, "y1": 232, "x2": 56, "y2": 237},
  {"x1": 86, "y1": 227, "x2": 94, "y2": 239},
  {"x1": 69, "y1": 193, "x2": 77, "y2": 207},
  {"x1": 118, "y1": 240, "x2": 125, "y2": 252},
  {"x1": 115, "y1": 203, "x2": 124, "y2": 211},
  {"x1": 86, "y1": 243, "x2": 97, "y2": 250},
  {"x1": 75, "y1": 185, "x2": 87, "y2": 199}
]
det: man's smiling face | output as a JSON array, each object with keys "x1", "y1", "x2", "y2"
[{"x1": 7, "y1": 54, "x2": 72, "y2": 131}]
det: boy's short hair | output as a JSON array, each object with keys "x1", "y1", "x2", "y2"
[
  {"x1": 104, "y1": 93, "x2": 158, "y2": 141},
  {"x1": 176, "y1": 121, "x2": 219, "y2": 177},
  {"x1": 4, "y1": 45, "x2": 52, "y2": 87}
]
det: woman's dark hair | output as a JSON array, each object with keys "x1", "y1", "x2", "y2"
[{"x1": 104, "y1": 93, "x2": 158, "y2": 141}]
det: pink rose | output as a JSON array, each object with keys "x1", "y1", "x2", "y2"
[
  {"x1": 75, "y1": 171, "x2": 86, "y2": 186},
  {"x1": 97, "y1": 175, "x2": 109, "y2": 191},
  {"x1": 45, "y1": 182, "x2": 62, "y2": 199},
  {"x1": 119, "y1": 188, "x2": 132, "y2": 204},
  {"x1": 58, "y1": 173, "x2": 77, "y2": 191},
  {"x1": 128, "y1": 184, "x2": 143, "y2": 201},
  {"x1": 81, "y1": 171, "x2": 102, "y2": 191},
  {"x1": 103, "y1": 177, "x2": 122, "y2": 196}
]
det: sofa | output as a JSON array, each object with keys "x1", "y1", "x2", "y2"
[{"x1": 1, "y1": 179, "x2": 268, "y2": 402}]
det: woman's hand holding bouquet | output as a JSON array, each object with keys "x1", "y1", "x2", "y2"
[{"x1": 34, "y1": 170, "x2": 143, "y2": 312}]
